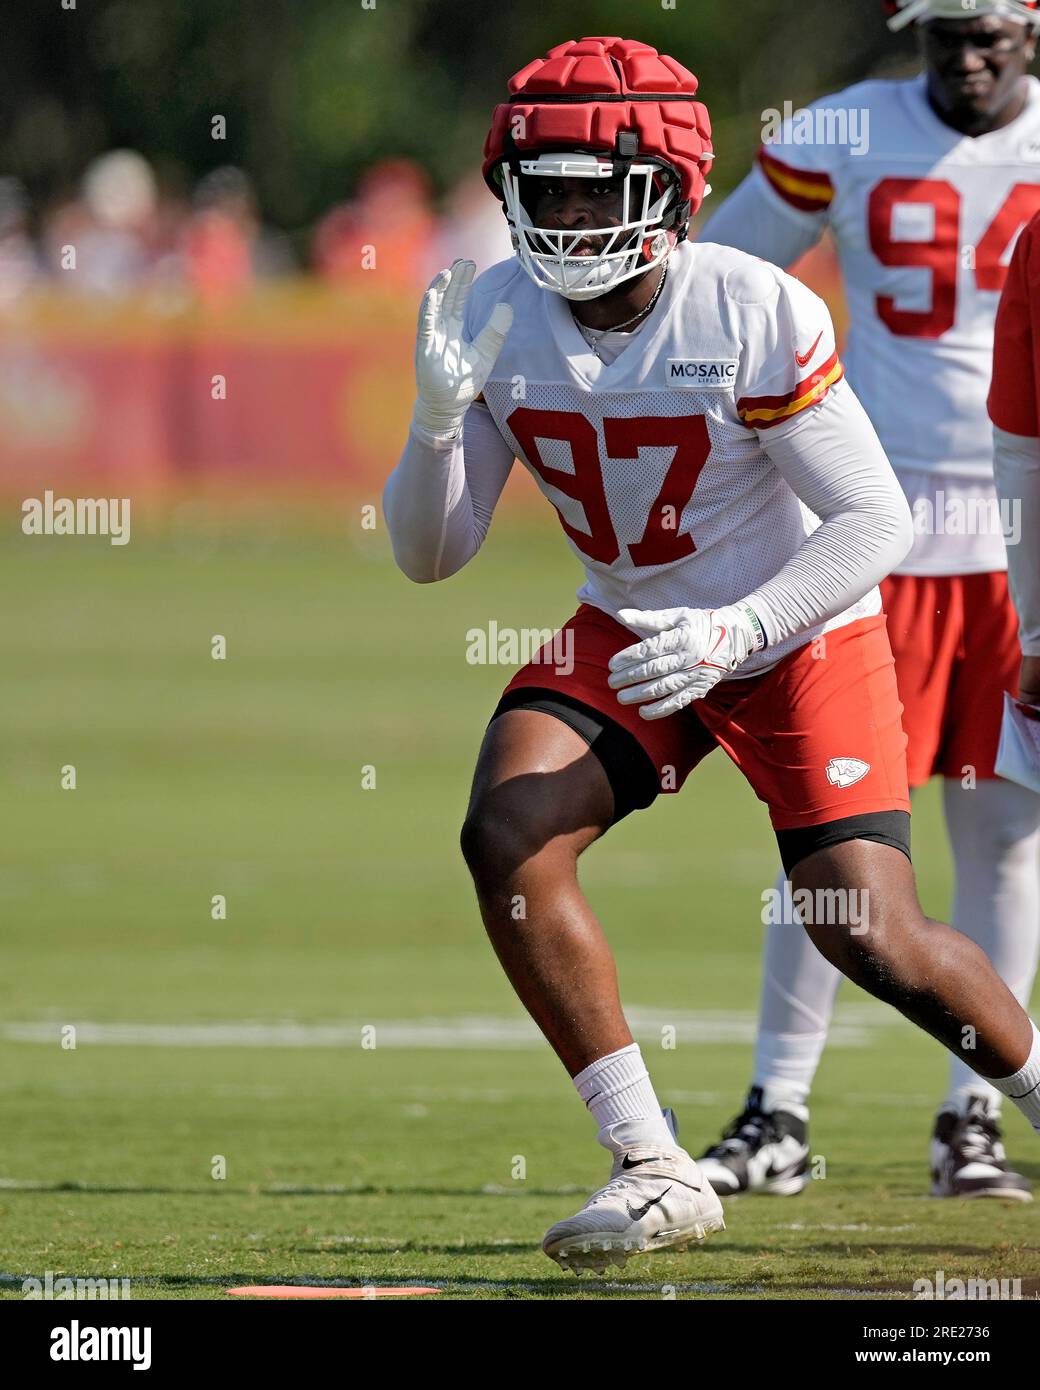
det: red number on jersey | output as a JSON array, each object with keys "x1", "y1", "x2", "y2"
[
  {"x1": 604, "y1": 415, "x2": 712, "y2": 566},
  {"x1": 507, "y1": 408, "x2": 713, "y2": 567},
  {"x1": 868, "y1": 179, "x2": 1040, "y2": 338},
  {"x1": 868, "y1": 178, "x2": 960, "y2": 338},
  {"x1": 508, "y1": 407, "x2": 619, "y2": 564},
  {"x1": 975, "y1": 182, "x2": 1040, "y2": 292}
]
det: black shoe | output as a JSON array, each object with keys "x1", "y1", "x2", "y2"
[
  {"x1": 930, "y1": 1095, "x2": 1033, "y2": 1201},
  {"x1": 697, "y1": 1086, "x2": 810, "y2": 1196}
]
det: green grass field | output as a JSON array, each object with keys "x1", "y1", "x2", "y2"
[{"x1": 3, "y1": 493, "x2": 1039, "y2": 1301}]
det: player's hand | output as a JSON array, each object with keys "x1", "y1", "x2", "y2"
[
  {"x1": 412, "y1": 259, "x2": 513, "y2": 440},
  {"x1": 607, "y1": 602, "x2": 767, "y2": 719},
  {"x1": 1019, "y1": 655, "x2": 1040, "y2": 708}
]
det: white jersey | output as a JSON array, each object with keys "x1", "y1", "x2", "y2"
[
  {"x1": 461, "y1": 239, "x2": 880, "y2": 675},
  {"x1": 703, "y1": 74, "x2": 1040, "y2": 573}
]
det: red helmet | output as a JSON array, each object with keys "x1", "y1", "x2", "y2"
[
  {"x1": 884, "y1": 0, "x2": 1039, "y2": 30},
  {"x1": 482, "y1": 37, "x2": 713, "y2": 299}
]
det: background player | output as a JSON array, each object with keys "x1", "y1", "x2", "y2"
[
  {"x1": 383, "y1": 36, "x2": 1040, "y2": 1270},
  {"x1": 992, "y1": 210, "x2": 1040, "y2": 711},
  {"x1": 695, "y1": 0, "x2": 1040, "y2": 1201}
]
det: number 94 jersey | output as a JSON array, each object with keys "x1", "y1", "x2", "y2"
[
  {"x1": 757, "y1": 74, "x2": 1040, "y2": 481},
  {"x1": 463, "y1": 240, "x2": 871, "y2": 676}
]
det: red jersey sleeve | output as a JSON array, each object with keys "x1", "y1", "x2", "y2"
[{"x1": 989, "y1": 211, "x2": 1040, "y2": 438}]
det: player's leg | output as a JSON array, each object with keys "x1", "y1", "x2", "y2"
[
  {"x1": 697, "y1": 867, "x2": 839, "y2": 1196},
  {"x1": 926, "y1": 778, "x2": 1040, "y2": 1198},
  {"x1": 461, "y1": 606, "x2": 725, "y2": 1271},
  {"x1": 695, "y1": 602, "x2": 927, "y2": 1198},
  {"x1": 460, "y1": 705, "x2": 628, "y2": 1078},
  {"x1": 942, "y1": 777, "x2": 1040, "y2": 1097},
  {"x1": 697, "y1": 575, "x2": 946, "y2": 1198},
  {"x1": 695, "y1": 610, "x2": 1040, "y2": 1175},
  {"x1": 755, "y1": 866, "x2": 843, "y2": 1112},
  {"x1": 699, "y1": 574, "x2": 1019, "y2": 1202},
  {"x1": 928, "y1": 571, "x2": 1040, "y2": 1196},
  {"x1": 792, "y1": 838, "x2": 1040, "y2": 1142}
]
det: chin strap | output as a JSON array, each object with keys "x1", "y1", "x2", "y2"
[{"x1": 615, "y1": 130, "x2": 690, "y2": 247}]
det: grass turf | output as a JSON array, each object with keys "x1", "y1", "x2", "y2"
[{"x1": 2, "y1": 495, "x2": 1038, "y2": 1300}]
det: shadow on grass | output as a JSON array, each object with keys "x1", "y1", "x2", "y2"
[{"x1": 0, "y1": 1181, "x2": 587, "y2": 1198}]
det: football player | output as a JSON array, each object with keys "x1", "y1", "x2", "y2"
[
  {"x1": 695, "y1": 0, "x2": 1040, "y2": 1202},
  {"x1": 992, "y1": 209, "x2": 1040, "y2": 709},
  {"x1": 383, "y1": 36, "x2": 1040, "y2": 1272}
]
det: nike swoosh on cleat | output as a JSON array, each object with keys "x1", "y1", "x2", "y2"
[
  {"x1": 672, "y1": 1177, "x2": 703, "y2": 1193},
  {"x1": 627, "y1": 1187, "x2": 671, "y2": 1220},
  {"x1": 621, "y1": 1153, "x2": 665, "y2": 1169}
]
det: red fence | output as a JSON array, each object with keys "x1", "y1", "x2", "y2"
[
  {"x1": 0, "y1": 284, "x2": 417, "y2": 496},
  {"x1": 0, "y1": 245, "x2": 844, "y2": 499}
]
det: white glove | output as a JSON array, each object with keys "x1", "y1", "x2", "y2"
[
  {"x1": 607, "y1": 602, "x2": 767, "y2": 719},
  {"x1": 412, "y1": 258, "x2": 513, "y2": 441}
]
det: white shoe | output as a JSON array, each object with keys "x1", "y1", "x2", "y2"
[{"x1": 542, "y1": 1145, "x2": 725, "y2": 1275}]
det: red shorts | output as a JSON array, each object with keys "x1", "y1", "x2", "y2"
[
  {"x1": 881, "y1": 572, "x2": 1019, "y2": 786},
  {"x1": 499, "y1": 605, "x2": 910, "y2": 834}
]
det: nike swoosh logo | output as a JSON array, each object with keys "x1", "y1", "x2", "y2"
[
  {"x1": 764, "y1": 1156, "x2": 804, "y2": 1179},
  {"x1": 795, "y1": 331, "x2": 823, "y2": 368},
  {"x1": 622, "y1": 1153, "x2": 664, "y2": 1169},
  {"x1": 707, "y1": 624, "x2": 727, "y2": 658},
  {"x1": 627, "y1": 1186, "x2": 671, "y2": 1220},
  {"x1": 680, "y1": 624, "x2": 728, "y2": 676}
]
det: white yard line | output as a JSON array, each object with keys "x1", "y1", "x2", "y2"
[{"x1": 0, "y1": 1003, "x2": 901, "y2": 1050}]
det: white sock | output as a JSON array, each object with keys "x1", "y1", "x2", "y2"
[
  {"x1": 754, "y1": 1040, "x2": 823, "y2": 1111},
  {"x1": 988, "y1": 1021, "x2": 1040, "y2": 1134},
  {"x1": 573, "y1": 1043, "x2": 675, "y2": 1154},
  {"x1": 753, "y1": 866, "x2": 842, "y2": 1108},
  {"x1": 942, "y1": 778, "x2": 1040, "y2": 1118},
  {"x1": 758, "y1": 1080, "x2": 810, "y2": 1121},
  {"x1": 944, "y1": 1083, "x2": 1001, "y2": 1118}
]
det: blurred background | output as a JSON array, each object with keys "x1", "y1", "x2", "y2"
[
  {"x1": 7, "y1": 2, "x2": 1023, "y2": 1302},
  {"x1": 0, "y1": 0, "x2": 922, "y2": 498}
]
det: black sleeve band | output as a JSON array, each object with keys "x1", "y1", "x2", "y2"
[
  {"x1": 776, "y1": 810, "x2": 912, "y2": 879},
  {"x1": 489, "y1": 687, "x2": 662, "y2": 823}
]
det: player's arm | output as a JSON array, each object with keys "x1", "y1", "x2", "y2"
[
  {"x1": 990, "y1": 216, "x2": 1040, "y2": 699},
  {"x1": 736, "y1": 272, "x2": 911, "y2": 644},
  {"x1": 383, "y1": 259, "x2": 514, "y2": 582},
  {"x1": 745, "y1": 378, "x2": 913, "y2": 646},
  {"x1": 609, "y1": 270, "x2": 911, "y2": 720},
  {"x1": 609, "y1": 381, "x2": 912, "y2": 720}
]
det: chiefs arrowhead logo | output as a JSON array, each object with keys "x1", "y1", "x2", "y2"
[{"x1": 826, "y1": 757, "x2": 870, "y2": 788}]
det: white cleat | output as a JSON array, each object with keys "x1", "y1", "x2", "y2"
[{"x1": 542, "y1": 1145, "x2": 725, "y2": 1275}]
